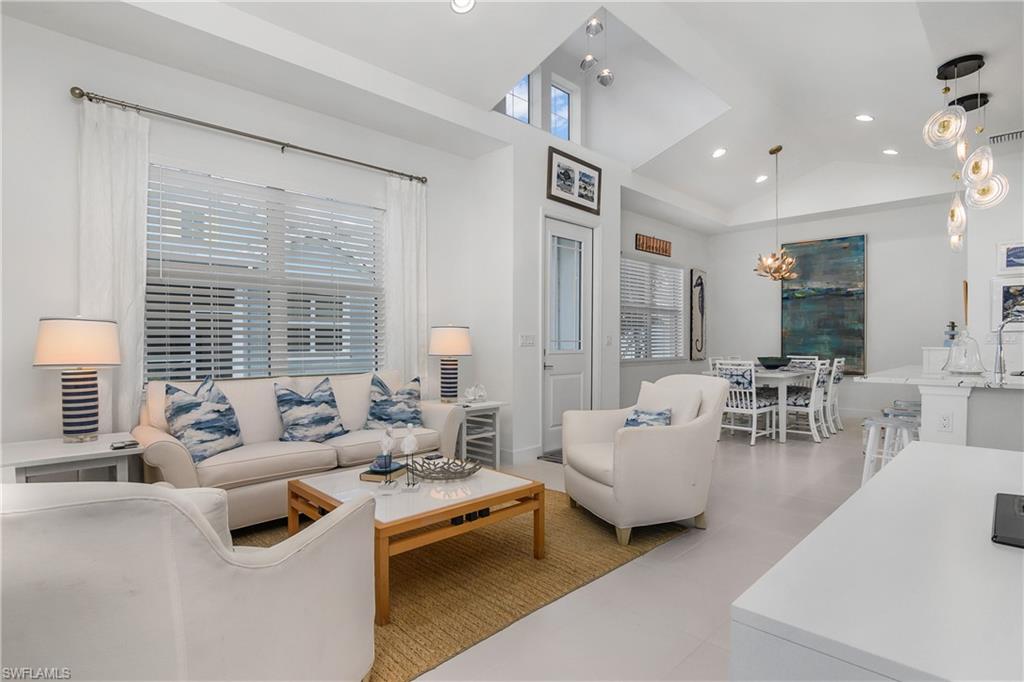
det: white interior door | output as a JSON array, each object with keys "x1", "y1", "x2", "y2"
[{"x1": 542, "y1": 218, "x2": 593, "y2": 454}]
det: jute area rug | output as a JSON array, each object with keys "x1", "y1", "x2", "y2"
[{"x1": 233, "y1": 488, "x2": 686, "y2": 681}]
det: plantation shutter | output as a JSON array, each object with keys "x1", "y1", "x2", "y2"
[
  {"x1": 145, "y1": 164, "x2": 385, "y2": 382},
  {"x1": 620, "y1": 257, "x2": 686, "y2": 361}
]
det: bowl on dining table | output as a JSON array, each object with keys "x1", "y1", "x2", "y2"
[{"x1": 757, "y1": 356, "x2": 789, "y2": 370}]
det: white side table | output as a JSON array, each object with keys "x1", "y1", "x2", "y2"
[
  {"x1": 1, "y1": 433, "x2": 143, "y2": 484},
  {"x1": 444, "y1": 401, "x2": 505, "y2": 470}
]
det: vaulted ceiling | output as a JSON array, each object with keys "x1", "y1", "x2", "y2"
[
  {"x1": 6, "y1": 1, "x2": 1022, "y2": 227},
  {"x1": 220, "y1": 1, "x2": 1024, "y2": 222}
]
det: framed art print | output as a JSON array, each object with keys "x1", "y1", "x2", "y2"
[
  {"x1": 546, "y1": 147, "x2": 602, "y2": 215},
  {"x1": 997, "y1": 242, "x2": 1024, "y2": 275},
  {"x1": 781, "y1": 235, "x2": 866, "y2": 373},
  {"x1": 991, "y1": 276, "x2": 1024, "y2": 332}
]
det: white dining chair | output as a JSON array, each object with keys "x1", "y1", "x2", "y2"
[
  {"x1": 826, "y1": 358, "x2": 846, "y2": 432},
  {"x1": 787, "y1": 355, "x2": 819, "y2": 369},
  {"x1": 781, "y1": 360, "x2": 830, "y2": 442},
  {"x1": 717, "y1": 360, "x2": 777, "y2": 446},
  {"x1": 708, "y1": 355, "x2": 741, "y2": 373}
]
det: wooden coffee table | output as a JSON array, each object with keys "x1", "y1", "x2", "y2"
[{"x1": 287, "y1": 463, "x2": 545, "y2": 625}]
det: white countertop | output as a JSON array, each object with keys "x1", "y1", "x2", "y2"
[
  {"x1": 856, "y1": 364, "x2": 1024, "y2": 389},
  {"x1": 732, "y1": 442, "x2": 1024, "y2": 680}
]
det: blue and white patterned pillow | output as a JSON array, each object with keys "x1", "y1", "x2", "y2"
[
  {"x1": 719, "y1": 367, "x2": 753, "y2": 390},
  {"x1": 165, "y1": 377, "x2": 243, "y2": 463},
  {"x1": 366, "y1": 375, "x2": 422, "y2": 429},
  {"x1": 275, "y1": 378, "x2": 348, "y2": 443},
  {"x1": 624, "y1": 408, "x2": 672, "y2": 428}
]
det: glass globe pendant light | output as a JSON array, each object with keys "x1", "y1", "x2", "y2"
[
  {"x1": 961, "y1": 145, "x2": 994, "y2": 187},
  {"x1": 754, "y1": 145, "x2": 798, "y2": 281},
  {"x1": 947, "y1": 191, "x2": 967, "y2": 234},
  {"x1": 922, "y1": 105, "x2": 967, "y2": 149},
  {"x1": 955, "y1": 138, "x2": 969, "y2": 163},
  {"x1": 965, "y1": 173, "x2": 1009, "y2": 209}
]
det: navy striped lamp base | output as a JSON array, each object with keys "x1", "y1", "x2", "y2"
[
  {"x1": 61, "y1": 368, "x2": 100, "y2": 442},
  {"x1": 439, "y1": 357, "x2": 460, "y2": 403}
]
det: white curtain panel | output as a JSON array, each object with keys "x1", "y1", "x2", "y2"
[
  {"x1": 384, "y1": 177, "x2": 428, "y2": 380},
  {"x1": 78, "y1": 101, "x2": 150, "y2": 431}
]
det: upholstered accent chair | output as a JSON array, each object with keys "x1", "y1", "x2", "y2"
[
  {"x1": 562, "y1": 374, "x2": 729, "y2": 545},
  {"x1": 1, "y1": 482, "x2": 375, "y2": 681}
]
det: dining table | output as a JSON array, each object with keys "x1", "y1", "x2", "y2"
[{"x1": 702, "y1": 366, "x2": 814, "y2": 443}]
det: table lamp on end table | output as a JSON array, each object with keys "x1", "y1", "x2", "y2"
[
  {"x1": 33, "y1": 317, "x2": 121, "y2": 442},
  {"x1": 428, "y1": 325, "x2": 472, "y2": 403}
]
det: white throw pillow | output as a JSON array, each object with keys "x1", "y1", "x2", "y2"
[{"x1": 636, "y1": 381, "x2": 701, "y2": 425}]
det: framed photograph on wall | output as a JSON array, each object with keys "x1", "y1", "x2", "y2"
[
  {"x1": 991, "y1": 276, "x2": 1024, "y2": 332},
  {"x1": 690, "y1": 269, "x2": 706, "y2": 360},
  {"x1": 997, "y1": 242, "x2": 1024, "y2": 276},
  {"x1": 546, "y1": 147, "x2": 602, "y2": 215}
]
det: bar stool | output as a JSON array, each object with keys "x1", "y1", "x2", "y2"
[{"x1": 861, "y1": 416, "x2": 917, "y2": 486}]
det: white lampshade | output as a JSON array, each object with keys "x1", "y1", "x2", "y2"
[
  {"x1": 428, "y1": 325, "x2": 472, "y2": 357},
  {"x1": 33, "y1": 317, "x2": 121, "y2": 367}
]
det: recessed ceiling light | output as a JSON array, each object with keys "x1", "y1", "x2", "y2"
[
  {"x1": 755, "y1": 175, "x2": 768, "y2": 183},
  {"x1": 855, "y1": 114, "x2": 874, "y2": 122},
  {"x1": 450, "y1": 0, "x2": 475, "y2": 14},
  {"x1": 712, "y1": 148, "x2": 727, "y2": 159},
  {"x1": 882, "y1": 148, "x2": 899, "y2": 155}
]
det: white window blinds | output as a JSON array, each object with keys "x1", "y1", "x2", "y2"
[
  {"x1": 145, "y1": 164, "x2": 385, "y2": 382},
  {"x1": 620, "y1": 257, "x2": 686, "y2": 361}
]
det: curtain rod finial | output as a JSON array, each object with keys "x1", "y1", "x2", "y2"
[{"x1": 70, "y1": 86, "x2": 85, "y2": 100}]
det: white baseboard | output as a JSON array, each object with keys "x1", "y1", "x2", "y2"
[{"x1": 502, "y1": 445, "x2": 542, "y2": 468}]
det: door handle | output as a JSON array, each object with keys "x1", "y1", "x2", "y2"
[{"x1": 543, "y1": 363, "x2": 555, "y2": 370}]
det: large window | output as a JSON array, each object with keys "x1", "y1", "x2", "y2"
[
  {"x1": 502, "y1": 75, "x2": 530, "y2": 124},
  {"x1": 620, "y1": 257, "x2": 686, "y2": 361},
  {"x1": 550, "y1": 84, "x2": 571, "y2": 141},
  {"x1": 145, "y1": 164, "x2": 385, "y2": 382}
]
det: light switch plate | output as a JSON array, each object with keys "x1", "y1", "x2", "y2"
[{"x1": 519, "y1": 334, "x2": 536, "y2": 348}]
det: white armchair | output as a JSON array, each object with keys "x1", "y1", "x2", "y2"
[
  {"x1": 562, "y1": 374, "x2": 729, "y2": 545},
  {"x1": 1, "y1": 482, "x2": 375, "y2": 681}
]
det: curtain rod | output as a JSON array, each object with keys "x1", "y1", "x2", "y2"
[{"x1": 69, "y1": 86, "x2": 428, "y2": 184}]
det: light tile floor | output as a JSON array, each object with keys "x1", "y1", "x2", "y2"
[{"x1": 419, "y1": 425, "x2": 865, "y2": 681}]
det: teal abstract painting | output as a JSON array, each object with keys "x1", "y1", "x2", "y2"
[{"x1": 781, "y1": 235, "x2": 865, "y2": 374}]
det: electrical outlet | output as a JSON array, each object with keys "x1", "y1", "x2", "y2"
[
  {"x1": 519, "y1": 334, "x2": 536, "y2": 348},
  {"x1": 938, "y1": 412, "x2": 954, "y2": 433}
]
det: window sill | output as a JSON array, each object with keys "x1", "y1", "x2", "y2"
[{"x1": 619, "y1": 358, "x2": 697, "y2": 366}]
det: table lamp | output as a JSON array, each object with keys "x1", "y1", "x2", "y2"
[
  {"x1": 33, "y1": 317, "x2": 121, "y2": 442},
  {"x1": 428, "y1": 325, "x2": 472, "y2": 403}
]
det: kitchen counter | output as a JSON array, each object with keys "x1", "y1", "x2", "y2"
[
  {"x1": 856, "y1": 364, "x2": 1024, "y2": 389},
  {"x1": 730, "y1": 442, "x2": 1024, "y2": 681},
  {"x1": 855, "y1": 365, "x2": 1023, "y2": 444}
]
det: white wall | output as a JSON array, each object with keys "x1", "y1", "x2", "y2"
[
  {"x1": 708, "y1": 198, "x2": 965, "y2": 419},
  {"x1": 0, "y1": 18, "x2": 502, "y2": 441},
  {"x1": 963, "y1": 150, "x2": 1024, "y2": 451},
  {"x1": 618, "y1": 209, "x2": 710, "y2": 407}
]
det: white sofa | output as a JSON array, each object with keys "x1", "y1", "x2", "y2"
[
  {"x1": 562, "y1": 374, "x2": 729, "y2": 545},
  {"x1": 133, "y1": 370, "x2": 464, "y2": 529},
  {"x1": 0, "y1": 482, "x2": 375, "y2": 681}
]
